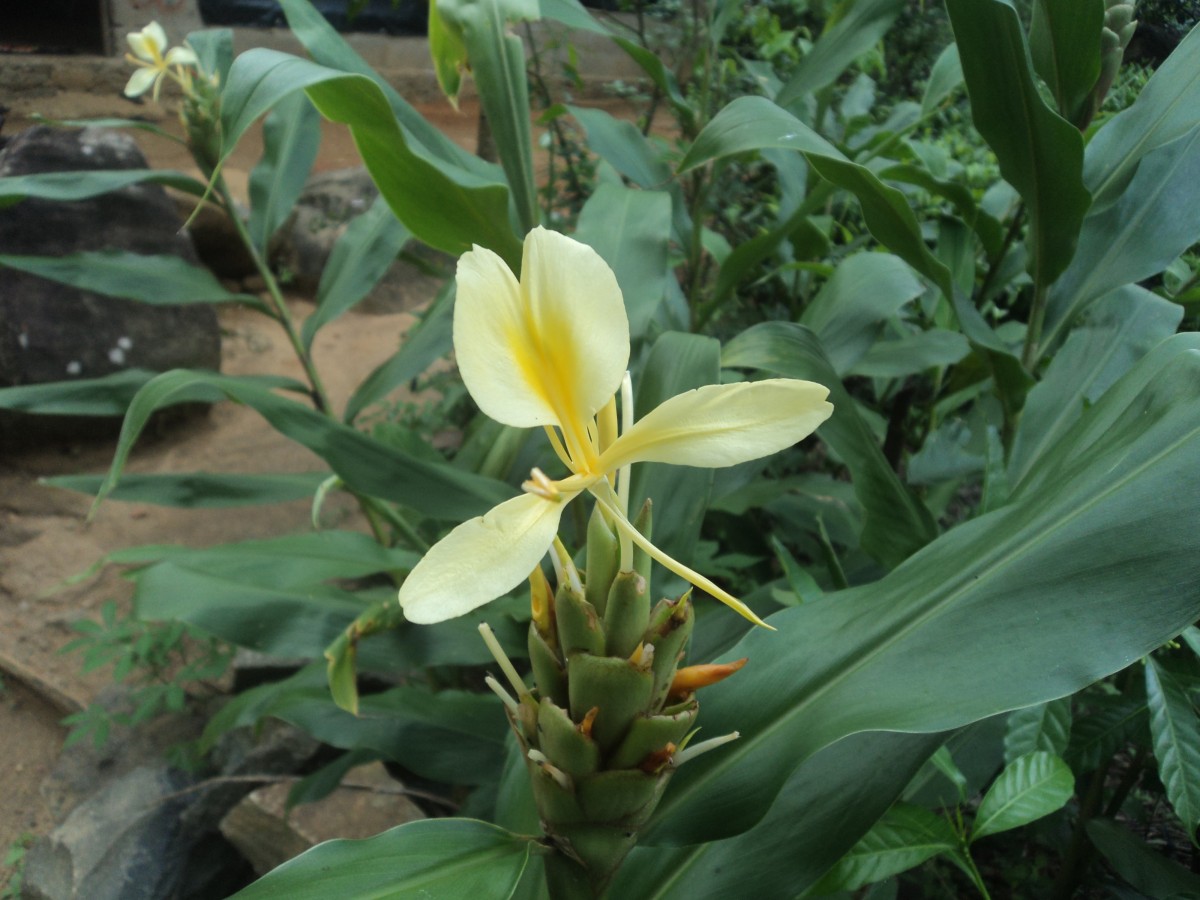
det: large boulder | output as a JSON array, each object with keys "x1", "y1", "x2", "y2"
[
  {"x1": 269, "y1": 166, "x2": 445, "y2": 313},
  {"x1": 0, "y1": 125, "x2": 221, "y2": 445}
]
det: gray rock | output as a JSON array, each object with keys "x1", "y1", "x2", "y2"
[
  {"x1": 0, "y1": 126, "x2": 221, "y2": 446},
  {"x1": 269, "y1": 166, "x2": 447, "y2": 313},
  {"x1": 23, "y1": 765, "x2": 194, "y2": 900}
]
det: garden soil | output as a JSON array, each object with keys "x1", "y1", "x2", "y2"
[{"x1": 0, "y1": 84, "x2": 492, "y2": 888}]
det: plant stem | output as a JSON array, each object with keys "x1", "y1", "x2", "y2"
[
  {"x1": 1022, "y1": 279, "x2": 1049, "y2": 372},
  {"x1": 214, "y1": 179, "x2": 332, "y2": 414},
  {"x1": 960, "y1": 849, "x2": 994, "y2": 900}
]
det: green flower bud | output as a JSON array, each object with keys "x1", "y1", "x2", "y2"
[
  {"x1": 567, "y1": 654, "x2": 654, "y2": 753},
  {"x1": 555, "y1": 581, "x2": 606, "y2": 658},
  {"x1": 537, "y1": 698, "x2": 601, "y2": 778},
  {"x1": 585, "y1": 506, "x2": 620, "y2": 616},
  {"x1": 603, "y1": 570, "x2": 650, "y2": 660}
]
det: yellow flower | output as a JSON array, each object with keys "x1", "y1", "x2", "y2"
[
  {"x1": 123, "y1": 22, "x2": 198, "y2": 102},
  {"x1": 398, "y1": 227, "x2": 832, "y2": 627}
]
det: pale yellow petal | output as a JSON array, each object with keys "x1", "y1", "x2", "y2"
[
  {"x1": 454, "y1": 228, "x2": 629, "y2": 443},
  {"x1": 520, "y1": 228, "x2": 629, "y2": 423},
  {"x1": 123, "y1": 67, "x2": 159, "y2": 98},
  {"x1": 143, "y1": 21, "x2": 168, "y2": 54},
  {"x1": 398, "y1": 493, "x2": 572, "y2": 623},
  {"x1": 164, "y1": 46, "x2": 198, "y2": 67},
  {"x1": 455, "y1": 244, "x2": 558, "y2": 428},
  {"x1": 600, "y1": 379, "x2": 832, "y2": 472}
]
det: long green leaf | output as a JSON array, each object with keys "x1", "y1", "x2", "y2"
[
  {"x1": 96, "y1": 369, "x2": 513, "y2": 520},
  {"x1": 1029, "y1": 0, "x2": 1104, "y2": 125},
  {"x1": 677, "y1": 96, "x2": 842, "y2": 174},
  {"x1": 645, "y1": 333, "x2": 1200, "y2": 845},
  {"x1": 0, "y1": 170, "x2": 208, "y2": 206},
  {"x1": 945, "y1": 0, "x2": 1090, "y2": 288},
  {"x1": 1003, "y1": 698, "x2": 1072, "y2": 763},
  {"x1": 302, "y1": 197, "x2": 412, "y2": 350},
  {"x1": 43, "y1": 472, "x2": 328, "y2": 508},
  {"x1": 220, "y1": 48, "x2": 521, "y2": 266},
  {"x1": 575, "y1": 184, "x2": 672, "y2": 340},
  {"x1": 0, "y1": 251, "x2": 263, "y2": 308},
  {"x1": 1086, "y1": 818, "x2": 1200, "y2": 898},
  {"x1": 612, "y1": 732, "x2": 944, "y2": 898},
  {"x1": 810, "y1": 802, "x2": 959, "y2": 894},
  {"x1": 971, "y1": 751, "x2": 1074, "y2": 841},
  {"x1": 1084, "y1": 22, "x2": 1200, "y2": 208},
  {"x1": 135, "y1": 561, "x2": 527, "y2": 670},
  {"x1": 437, "y1": 0, "x2": 539, "y2": 233},
  {"x1": 1042, "y1": 124, "x2": 1200, "y2": 350},
  {"x1": 0, "y1": 369, "x2": 160, "y2": 416},
  {"x1": 1145, "y1": 657, "x2": 1200, "y2": 839},
  {"x1": 775, "y1": 0, "x2": 905, "y2": 109},
  {"x1": 247, "y1": 89, "x2": 321, "y2": 253},
  {"x1": 278, "y1": 0, "x2": 498, "y2": 180},
  {"x1": 798, "y1": 251, "x2": 925, "y2": 376},
  {"x1": 1009, "y1": 285, "x2": 1182, "y2": 486},
  {"x1": 229, "y1": 819, "x2": 533, "y2": 900},
  {"x1": 724, "y1": 322, "x2": 937, "y2": 569}
]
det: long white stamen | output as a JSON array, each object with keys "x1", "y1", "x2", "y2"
[
  {"x1": 672, "y1": 731, "x2": 741, "y2": 767},
  {"x1": 522, "y1": 467, "x2": 561, "y2": 500},
  {"x1": 617, "y1": 371, "x2": 635, "y2": 569},
  {"x1": 478, "y1": 623, "x2": 529, "y2": 700},
  {"x1": 528, "y1": 749, "x2": 574, "y2": 790},
  {"x1": 485, "y1": 675, "x2": 519, "y2": 713}
]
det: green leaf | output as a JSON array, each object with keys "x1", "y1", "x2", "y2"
[
  {"x1": 1042, "y1": 124, "x2": 1200, "y2": 350},
  {"x1": 429, "y1": 0, "x2": 469, "y2": 104},
  {"x1": 612, "y1": 732, "x2": 945, "y2": 898},
  {"x1": 1004, "y1": 698, "x2": 1072, "y2": 764},
  {"x1": 95, "y1": 369, "x2": 513, "y2": 521},
  {"x1": 269, "y1": 683, "x2": 510, "y2": 785},
  {"x1": 570, "y1": 105, "x2": 674, "y2": 189},
  {"x1": 921, "y1": 44, "x2": 963, "y2": 115},
  {"x1": 1066, "y1": 693, "x2": 1147, "y2": 773},
  {"x1": 775, "y1": 0, "x2": 905, "y2": 109},
  {"x1": 0, "y1": 251, "x2": 263, "y2": 308},
  {"x1": 1029, "y1": 0, "x2": 1104, "y2": 125},
  {"x1": 1084, "y1": 23, "x2": 1200, "y2": 210},
  {"x1": 437, "y1": 0, "x2": 539, "y2": 233},
  {"x1": 945, "y1": 0, "x2": 1090, "y2": 288},
  {"x1": 1009, "y1": 285, "x2": 1182, "y2": 486},
  {"x1": 247, "y1": 89, "x2": 321, "y2": 254},
  {"x1": 219, "y1": 48, "x2": 521, "y2": 266},
  {"x1": 0, "y1": 369, "x2": 159, "y2": 416},
  {"x1": 849, "y1": 329, "x2": 971, "y2": 379},
  {"x1": 302, "y1": 197, "x2": 411, "y2": 350},
  {"x1": 677, "y1": 96, "x2": 842, "y2": 174},
  {"x1": 278, "y1": 0, "x2": 498, "y2": 180},
  {"x1": 42, "y1": 472, "x2": 328, "y2": 508},
  {"x1": 810, "y1": 802, "x2": 959, "y2": 894},
  {"x1": 135, "y1": 560, "x2": 526, "y2": 671},
  {"x1": 229, "y1": 819, "x2": 533, "y2": 900},
  {"x1": 0, "y1": 170, "x2": 208, "y2": 207},
  {"x1": 724, "y1": 322, "x2": 937, "y2": 569},
  {"x1": 343, "y1": 279, "x2": 455, "y2": 424},
  {"x1": 646, "y1": 334, "x2": 1200, "y2": 845},
  {"x1": 1145, "y1": 657, "x2": 1200, "y2": 839},
  {"x1": 799, "y1": 252, "x2": 926, "y2": 376},
  {"x1": 1086, "y1": 818, "x2": 1200, "y2": 899},
  {"x1": 971, "y1": 751, "x2": 1074, "y2": 841},
  {"x1": 574, "y1": 184, "x2": 672, "y2": 340}
]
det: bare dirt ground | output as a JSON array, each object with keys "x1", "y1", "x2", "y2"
[{"x1": 0, "y1": 80, "x2": 491, "y2": 888}]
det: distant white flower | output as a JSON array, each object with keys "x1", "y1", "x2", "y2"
[{"x1": 123, "y1": 21, "x2": 198, "y2": 102}]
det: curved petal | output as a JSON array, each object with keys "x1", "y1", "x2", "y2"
[
  {"x1": 455, "y1": 229, "x2": 629, "y2": 436},
  {"x1": 123, "y1": 67, "x2": 159, "y2": 99},
  {"x1": 143, "y1": 21, "x2": 168, "y2": 54},
  {"x1": 455, "y1": 243, "x2": 556, "y2": 428},
  {"x1": 600, "y1": 379, "x2": 833, "y2": 471},
  {"x1": 520, "y1": 228, "x2": 629, "y2": 423},
  {"x1": 398, "y1": 492, "x2": 573, "y2": 623},
  {"x1": 164, "y1": 46, "x2": 198, "y2": 67}
]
